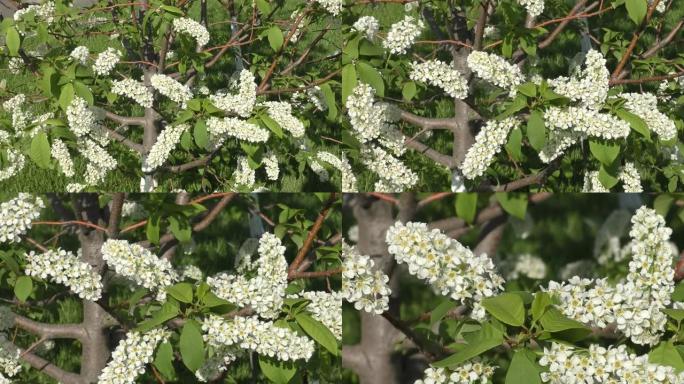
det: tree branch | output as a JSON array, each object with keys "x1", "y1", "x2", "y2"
[
  {"x1": 107, "y1": 193, "x2": 125, "y2": 238},
  {"x1": 104, "y1": 111, "x2": 146, "y2": 126},
  {"x1": 13, "y1": 314, "x2": 85, "y2": 340}
]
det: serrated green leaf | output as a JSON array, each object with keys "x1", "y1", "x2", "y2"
[
  {"x1": 29, "y1": 132, "x2": 51, "y2": 169},
  {"x1": 267, "y1": 26, "x2": 284, "y2": 51},
  {"x1": 527, "y1": 111, "x2": 546, "y2": 151},
  {"x1": 356, "y1": 61, "x2": 384, "y2": 97},
  {"x1": 481, "y1": 293, "x2": 525, "y2": 326},
  {"x1": 180, "y1": 320, "x2": 205, "y2": 372},
  {"x1": 455, "y1": 193, "x2": 478, "y2": 224},
  {"x1": 14, "y1": 276, "x2": 32, "y2": 302},
  {"x1": 296, "y1": 313, "x2": 339, "y2": 355}
]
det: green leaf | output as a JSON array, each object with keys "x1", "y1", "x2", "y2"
[
  {"x1": 495, "y1": 193, "x2": 528, "y2": 220},
  {"x1": 342, "y1": 35, "x2": 360, "y2": 65},
  {"x1": 625, "y1": 0, "x2": 647, "y2": 25},
  {"x1": 598, "y1": 164, "x2": 619, "y2": 189},
  {"x1": 430, "y1": 300, "x2": 458, "y2": 326},
  {"x1": 518, "y1": 83, "x2": 537, "y2": 98},
  {"x1": 193, "y1": 120, "x2": 208, "y2": 149},
  {"x1": 531, "y1": 292, "x2": 551, "y2": 322},
  {"x1": 402, "y1": 81, "x2": 417, "y2": 101},
  {"x1": 616, "y1": 109, "x2": 650, "y2": 139},
  {"x1": 180, "y1": 320, "x2": 205, "y2": 372},
  {"x1": 673, "y1": 282, "x2": 684, "y2": 302},
  {"x1": 153, "y1": 342, "x2": 177, "y2": 380},
  {"x1": 14, "y1": 276, "x2": 32, "y2": 302},
  {"x1": 663, "y1": 308, "x2": 684, "y2": 322},
  {"x1": 506, "y1": 349, "x2": 542, "y2": 384},
  {"x1": 481, "y1": 293, "x2": 525, "y2": 327},
  {"x1": 341, "y1": 64, "x2": 357, "y2": 107},
  {"x1": 0, "y1": 251, "x2": 20, "y2": 275},
  {"x1": 166, "y1": 282, "x2": 193, "y2": 303},
  {"x1": 255, "y1": 0, "x2": 271, "y2": 14},
  {"x1": 6, "y1": 27, "x2": 20, "y2": 56},
  {"x1": 319, "y1": 83, "x2": 337, "y2": 120},
  {"x1": 73, "y1": 82, "x2": 94, "y2": 105},
  {"x1": 295, "y1": 313, "x2": 339, "y2": 355},
  {"x1": 356, "y1": 61, "x2": 384, "y2": 97},
  {"x1": 589, "y1": 140, "x2": 620, "y2": 166},
  {"x1": 259, "y1": 356, "x2": 296, "y2": 384},
  {"x1": 506, "y1": 128, "x2": 523, "y2": 161},
  {"x1": 146, "y1": 214, "x2": 161, "y2": 244},
  {"x1": 58, "y1": 83, "x2": 75, "y2": 112},
  {"x1": 433, "y1": 322, "x2": 504, "y2": 368},
  {"x1": 455, "y1": 193, "x2": 478, "y2": 224},
  {"x1": 359, "y1": 39, "x2": 385, "y2": 56},
  {"x1": 498, "y1": 95, "x2": 527, "y2": 119},
  {"x1": 29, "y1": 132, "x2": 51, "y2": 169},
  {"x1": 261, "y1": 114, "x2": 284, "y2": 139},
  {"x1": 526, "y1": 111, "x2": 546, "y2": 151},
  {"x1": 267, "y1": 26, "x2": 284, "y2": 51},
  {"x1": 168, "y1": 216, "x2": 191, "y2": 243},
  {"x1": 539, "y1": 307, "x2": 587, "y2": 332},
  {"x1": 136, "y1": 302, "x2": 179, "y2": 332},
  {"x1": 654, "y1": 194, "x2": 674, "y2": 217},
  {"x1": 649, "y1": 341, "x2": 684, "y2": 372}
]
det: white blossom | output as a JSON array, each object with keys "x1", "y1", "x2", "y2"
[
  {"x1": 111, "y1": 78, "x2": 154, "y2": 108},
  {"x1": 517, "y1": 0, "x2": 544, "y2": 17},
  {"x1": 70, "y1": 46, "x2": 90, "y2": 64},
  {"x1": 361, "y1": 145, "x2": 418, "y2": 192},
  {"x1": 97, "y1": 328, "x2": 170, "y2": 384},
  {"x1": 0, "y1": 334, "x2": 21, "y2": 380},
  {"x1": 24, "y1": 248, "x2": 103, "y2": 301},
  {"x1": 415, "y1": 361, "x2": 496, "y2": 384},
  {"x1": 178, "y1": 264, "x2": 203, "y2": 281},
  {"x1": 383, "y1": 15, "x2": 424, "y2": 54},
  {"x1": 8, "y1": 58, "x2": 22, "y2": 75},
  {"x1": 508, "y1": 254, "x2": 547, "y2": 280},
  {"x1": 341, "y1": 154, "x2": 358, "y2": 193},
  {"x1": 14, "y1": 1, "x2": 55, "y2": 24},
  {"x1": 263, "y1": 101, "x2": 305, "y2": 138},
  {"x1": 206, "y1": 116, "x2": 270, "y2": 145},
  {"x1": 619, "y1": 162, "x2": 643, "y2": 192},
  {"x1": 79, "y1": 138, "x2": 118, "y2": 185},
  {"x1": 51, "y1": 138, "x2": 74, "y2": 177},
  {"x1": 172, "y1": 17, "x2": 210, "y2": 48},
  {"x1": 263, "y1": 152, "x2": 279, "y2": 180},
  {"x1": 582, "y1": 170, "x2": 609, "y2": 192},
  {"x1": 549, "y1": 49, "x2": 609, "y2": 108},
  {"x1": 92, "y1": 47, "x2": 121, "y2": 76},
  {"x1": 0, "y1": 149, "x2": 26, "y2": 181},
  {"x1": 232, "y1": 156, "x2": 255, "y2": 189},
  {"x1": 353, "y1": 16, "x2": 380, "y2": 39},
  {"x1": 209, "y1": 70, "x2": 256, "y2": 118},
  {"x1": 309, "y1": 160, "x2": 329, "y2": 182},
  {"x1": 341, "y1": 242, "x2": 391, "y2": 314},
  {"x1": 410, "y1": 60, "x2": 468, "y2": 99},
  {"x1": 544, "y1": 106, "x2": 630, "y2": 140},
  {"x1": 66, "y1": 97, "x2": 98, "y2": 137},
  {"x1": 292, "y1": 291, "x2": 342, "y2": 340},
  {"x1": 150, "y1": 74, "x2": 193, "y2": 108},
  {"x1": 0, "y1": 194, "x2": 43, "y2": 243},
  {"x1": 314, "y1": 0, "x2": 343, "y2": 15},
  {"x1": 621, "y1": 92, "x2": 677, "y2": 141},
  {"x1": 346, "y1": 83, "x2": 386, "y2": 143},
  {"x1": 467, "y1": 51, "x2": 525, "y2": 96},
  {"x1": 461, "y1": 117, "x2": 520, "y2": 179},
  {"x1": 142, "y1": 123, "x2": 188, "y2": 172},
  {"x1": 101, "y1": 240, "x2": 179, "y2": 301},
  {"x1": 538, "y1": 130, "x2": 581, "y2": 163}
]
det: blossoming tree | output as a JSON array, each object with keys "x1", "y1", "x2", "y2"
[
  {"x1": 341, "y1": 0, "x2": 684, "y2": 192},
  {"x1": 0, "y1": 192, "x2": 343, "y2": 383},
  {"x1": 0, "y1": 0, "x2": 344, "y2": 192},
  {"x1": 342, "y1": 192, "x2": 684, "y2": 383}
]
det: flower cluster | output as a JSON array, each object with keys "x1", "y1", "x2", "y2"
[
  {"x1": 101, "y1": 240, "x2": 179, "y2": 301},
  {"x1": 70, "y1": 46, "x2": 90, "y2": 64},
  {"x1": 341, "y1": 242, "x2": 391, "y2": 314},
  {"x1": 263, "y1": 152, "x2": 279, "y2": 180},
  {"x1": 263, "y1": 101, "x2": 305, "y2": 138},
  {"x1": 353, "y1": 16, "x2": 380, "y2": 39},
  {"x1": 383, "y1": 15, "x2": 424, "y2": 54},
  {"x1": 539, "y1": 342, "x2": 684, "y2": 383},
  {"x1": 549, "y1": 49, "x2": 609, "y2": 108},
  {"x1": 461, "y1": 118, "x2": 520, "y2": 179},
  {"x1": 66, "y1": 97, "x2": 98, "y2": 137},
  {"x1": 0, "y1": 149, "x2": 26, "y2": 182},
  {"x1": 150, "y1": 74, "x2": 193, "y2": 108},
  {"x1": 0, "y1": 334, "x2": 21, "y2": 381},
  {"x1": 315, "y1": 0, "x2": 343, "y2": 15},
  {"x1": 508, "y1": 253, "x2": 547, "y2": 280},
  {"x1": 296, "y1": 291, "x2": 342, "y2": 340},
  {"x1": 0, "y1": 194, "x2": 44, "y2": 243},
  {"x1": 467, "y1": 51, "x2": 524, "y2": 96},
  {"x1": 341, "y1": 154, "x2": 358, "y2": 192},
  {"x1": 50, "y1": 138, "x2": 75, "y2": 177},
  {"x1": 544, "y1": 106, "x2": 630, "y2": 140},
  {"x1": 210, "y1": 69, "x2": 256, "y2": 118},
  {"x1": 202, "y1": 315, "x2": 315, "y2": 361},
  {"x1": 346, "y1": 83, "x2": 386, "y2": 143},
  {"x1": 121, "y1": 201, "x2": 146, "y2": 219},
  {"x1": 111, "y1": 78, "x2": 154, "y2": 108},
  {"x1": 142, "y1": 123, "x2": 189, "y2": 172},
  {"x1": 14, "y1": 1, "x2": 55, "y2": 24},
  {"x1": 517, "y1": 0, "x2": 544, "y2": 17},
  {"x1": 538, "y1": 130, "x2": 581, "y2": 163},
  {"x1": 206, "y1": 117, "x2": 270, "y2": 146},
  {"x1": 232, "y1": 157, "x2": 256, "y2": 189},
  {"x1": 24, "y1": 248, "x2": 103, "y2": 301},
  {"x1": 79, "y1": 138, "x2": 118, "y2": 185},
  {"x1": 621, "y1": 92, "x2": 677, "y2": 141},
  {"x1": 582, "y1": 170, "x2": 608, "y2": 193},
  {"x1": 97, "y1": 328, "x2": 170, "y2": 384},
  {"x1": 195, "y1": 347, "x2": 238, "y2": 382},
  {"x1": 360, "y1": 145, "x2": 418, "y2": 192},
  {"x1": 410, "y1": 60, "x2": 468, "y2": 99},
  {"x1": 583, "y1": 162, "x2": 643, "y2": 192},
  {"x1": 3, "y1": 93, "x2": 30, "y2": 131},
  {"x1": 545, "y1": 206, "x2": 675, "y2": 345},
  {"x1": 415, "y1": 361, "x2": 496, "y2": 384},
  {"x1": 386, "y1": 222, "x2": 505, "y2": 320},
  {"x1": 309, "y1": 160, "x2": 330, "y2": 182},
  {"x1": 178, "y1": 264, "x2": 203, "y2": 281},
  {"x1": 92, "y1": 47, "x2": 121, "y2": 76},
  {"x1": 172, "y1": 17, "x2": 210, "y2": 48},
  {"x1": 207, "y1": 233, "x2": 287, "y2": 318}
]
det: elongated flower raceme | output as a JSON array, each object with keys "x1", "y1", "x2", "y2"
[
  {"x1": 97, "y1": 328, "x2": 170, "y2": 384},
  {"x1": 383, "y1": 15, "x2": 424, "y2": 54},
  {"x1": 346, "y1": 83, "x2": 385, "y2": 143},
  {"x1": 150, "y1": 74, "x2": 193, "y2": 108},
  {"x1": 538, "y1": 129, "x2": 581, "y2": 163},
  {"x1": 172, "y1": 17, "x2": 210, "y2": 48},
  {"x1": 142, "y1": 123, "x2": 189, "y2": 172},
  {"x1": 92, "y1": 47, "x2": 121, "y2": 76},
  {"x1": 0, "y1": 193, "x2": 44, "y2": 243},
  {"x1": 544, "y1": 206, "x2": 675, "y2": 345},
  {"x1": 352, "y1": 16, "x2": 379, "y2": 39},
  {"x1": 549, "y1": 49, "x2": 609, "y2": 108},
  {"x1": 206, "y1": 117, "x2": 269, "y2": 146},
  {"x1": 415, "y1": 361, "x2": 496, "y2": 384},
  {"x1": 517, "y1": 0, "x2": 544, "y2": 17},
  {"x1": 24, "y1": 248, "x2": 103, "y2": 301},
  {"x1": 79, "y1": 138, "x2": 118, "y2": 185},
  {"x1": 262, "y1": 152, "x2": 280, "y2": 180},
  {"x1": 386, "y1": 222, "x2": 505, "y2": 320},
  {"x1": 467, "y1": 51, "x2": 524, "y2": 96},
  {"x1": 360, "y1": 145, "x2": 418, "y2": 192},
  {"x1": 461, "y1": 117, "x2": 520, "y2": 179},
  {"x1": 101, "y1": 240, "x2": 179, "y2": 301},
  {"x1": 111, "y1": 78, "x2": 154, "y2": 108},
  {"x1": 51, "y1": 138, "x2": 75, "y2": 177},
  {"x1": 210, "y1": 69, "x2": 256, "y2": 118},
  {"x1": 341, "y1": 242, "x2": 391, "y2": 314},
  {"x1": 67, "y1": 97, "x2": 98, "y2": 137},
  {"x1": 232, "y1": 157, "x2": 256, "y2": 189},
  {"x1": 620, "y1": 92, "x2": 677, "y2": 141},
  {"x1": 207, "y1": 233, "x2": 287, "y2": 318},
  {"x1": 263, "y1": 101, "x2": 305, "y2": 138},
  {"x1": 0, "y1": 334, "x2": 21, "y2": 381},
  {"x1": 410, "y1": 60, "x2": 468, "y2": 99},
  {"x1": 544, "y1": 106, "x2": 630, "y2": 140},
  {"x1": 0, "y1": 149, "x2": 26, "y2": 181}
]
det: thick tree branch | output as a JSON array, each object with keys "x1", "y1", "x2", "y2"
[
  {"x1": 13, "y1": 314, "x2": 85, "y2": 340},
  {"x1": 20, "y1": 347, "x2": 85, "y2": 384},
  {"x1": 107, "y1": 193, "x2": 125, "y2": 238},
  {"x1": 104, "y1": 111, "x2": 146, "y2": 126}
]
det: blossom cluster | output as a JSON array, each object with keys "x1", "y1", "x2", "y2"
[
  {"x1": 97, "y1": 328, "x2": 170, "y2": 384},
  {"x1": 210, "y1": 69, "x2": 256, "y2": 118},
  {"x1": 467, "y1": 51, "x2": 524, "y2": 96},
  {"x1": 178, "y1": 264, "x2": 203, "y2": 281},
  {"x1": 101, "y1": 240, "x2": 179, "y2": 301},
  {"x1": 621, "y1": 92, "x2": 677, "y2": 141},
  {"x1": 202, "y1": 315, "x2": 315, "y2": 361},
  {"x1": 538, "y1": 130, "x2": 581, "y2": 163},
  {"x1": 291, "y1": 291, "x2": 342, "y2": 340},
  {"x1": 544, "y1": 106, "x2": 630, "y2": 140},
  {"x1": 383, "y1": 16, "x2": 424, "y2": 54},
  {"x1": 583, "y1": 162, "x2": 643, "y2": 192},
  {"x1": 0, "y1": 194, "x2": 44, "y2": 243},
  {"x1": 539, "y1": 342, "x2": 684, "y2": 383},
  {"x1": 346, "y1": 83, "x2": 386, "y2": 143},
  {"x1": 51, "y1": 138, "x2": 75, "y2": 177},
  {"x1": 262, "y1": 152, "x2": 280, "y2": 180},
  {"x1": 341, "y1": 154, "x2": 358, "y2": 192},
  {"x1": 549, "y1": 49, "x2": 609, "y2": 108},
  {"x1": 66, "y1": 97, "x2": 98, "y2": 137},
  {"x1": 24, "y1": 248, "x2": 103, "y2": 301},
  {"x1": 544, "y1": 206, "x2": 675, "y2": 345},
  {"x1": 0, "y1": 334, "x2": 21, "y2": 382},
  {"x1": 142, "y1": 123, "x2": 189, "y2": 172},
  {"x1": 410, "y1": 60, "x2": 468, "y2": 99},
  {"x1": 92, "y1": 47, "x2": 121, "y2": 76},
  {"x1": 263, "y1": 101, "x2": 305, "y2": 138},
  {"x1": 314, "y1": 0, "x2": 343, "y2": 15},
  {"x1": 206, "y1": 117, "x2": 270, "y2": 146},
  {"x1": 232, "y1": 157, "x2": 256, "y2": 189},
  {"x1": 352, "y1": 16, "x2": 380, "y2": 39},
  {"x1": 360, "y1": 145, "x2": 418, "y2": 192},
  {"x1": 415, "y1": 361, "x2": 496, "y2": 384},
  {"x1": 150, "y1": 74, "x2": 193, "y2": 108},
  {"x1": 507, "y1": 253, "x2": 547, "y2": 280},
  {"x1": 172, "y1": 17, "x2": 210, "y2": 48},
  {"x1": 79, "y1": 138, "x2": 118, "y2": 185},
  {"x1": 14, "y1": 1, "x2": 55, "y2": 24},
  {"x1": 341, "y1": 242, "x2": 391, "y2": 314},
  {"x1": 461, "y1": 118, "x2": 520, "y2": 179},
  {"x1": 70, "y1": 46, "x2": 90, "y2": 65},
  {"x1": 386, "y1": 222, "x2": 504, "y2": 320},
  {"x1": 517, "y1": 0, "x2": 544, "y2": 17},
  {"x1": 111, "y1": 78, "x2": 154, "y2": 108},
  {"x1": 207, "y1": 233, "x2": 287, "y2": 319},
  {"x1": 0, "y1": 148, "x2": 25, "y2": 182}
]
